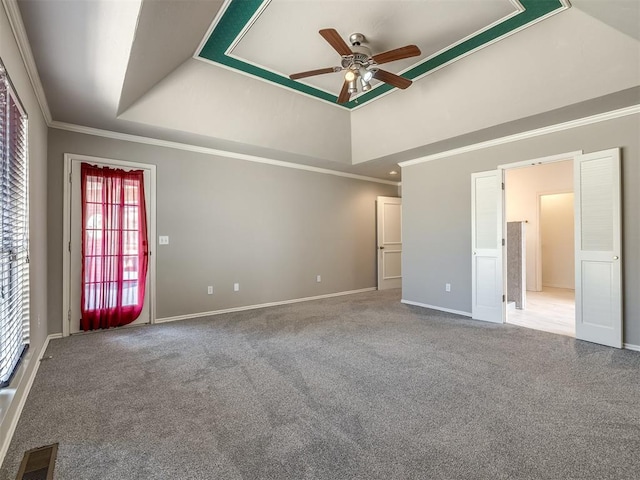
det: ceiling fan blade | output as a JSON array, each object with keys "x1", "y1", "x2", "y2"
[
  {"x1": 290, "y1": 67, "x2": 338, "y2": 80},
  {"x1": 372, "y1": 45, "x2": 421, "y2": 65},
  {"x1": 373, "y1": 69, "x2": 412, "y2": 89},
  {"x1": 337, "y1": 81, "x2": 351, "y2": 104},
  {"x1": 319, "y1": 28, "x2": 353, "y2": 57}
]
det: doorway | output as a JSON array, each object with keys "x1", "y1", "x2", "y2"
[
  {"x1": 62, "y1": 154, "x2": 157, "y2": 336},
  {"x1": 376, "y1": 196, "x2": 402, "y2": 290},
  {"x1": 471, "y1": 149, "x2": 622, "y2": 348},
  {"x1": 504, "y1": 161, "x2": 575, "y2": 337}
]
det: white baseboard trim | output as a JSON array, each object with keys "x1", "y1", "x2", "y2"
[
  {"x1": 156, "y1": 288, "x2": 377, "y2": 324},
  {"x1": 624, "y1": 343, "x2": 640, "y2": 352},
  {"x1": 0, "y1": 333, "x2": 62, "y2": 468},
  {"x1": 401, "y1": 299, "x2": 472, "y2": 317}
]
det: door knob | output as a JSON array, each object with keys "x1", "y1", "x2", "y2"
[
  {"x1": 379, "y1": 246, "x2": 384, "y2": 250},
  {"x1": 613, "y1": 256, "x2": 619, "y2": 260}
]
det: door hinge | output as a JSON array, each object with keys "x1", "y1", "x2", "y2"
[
  {"x1": 67, "y1": 309, "x2": 71, "y2": 322},
  {"x1": 68, "y1": 241, "x2": 71, "y2": 252},
  {"x1": 502, "y1": 294, "x2": 506, "y2": 302},
  {"x1": 501, "y1": 182, "x2": 505, "y2": 190},
  {"x1": 69, "y1": 172, "x2": 72, "y2": 183},
  {"x1": 502, "y1": 238, "x2": 505, "y2": 246}
]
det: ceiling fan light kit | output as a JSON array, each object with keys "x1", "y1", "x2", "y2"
[{"x1": 289, "y1": 29, "x2": 421, "y2": 104}]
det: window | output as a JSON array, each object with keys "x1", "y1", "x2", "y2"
[{"x1": 0, "y1": 61, "x2": 29, "y2": 387}]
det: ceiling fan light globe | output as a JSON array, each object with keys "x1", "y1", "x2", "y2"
[
  {"x1": 360, "y1": 76, "x2": 372, "y2": 91},
  {"x1": 347, "y1": 79, "x2": 358, "y2": 94},
  {"x1": 344, "y1": 70, "x2": 357, "y2": 82},
  {"x1": 360, "y1": 67, "x2": 374, "y2": 83}
]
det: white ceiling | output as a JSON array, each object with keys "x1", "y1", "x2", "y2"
[{"x1": 13, "y1": 0, "x2": 640, "y2": 180}]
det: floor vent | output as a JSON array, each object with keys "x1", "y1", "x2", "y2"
[{"x1": 15, "y1": 443, "x2": 58, "y2": 480}]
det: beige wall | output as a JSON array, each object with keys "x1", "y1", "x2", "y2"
[
  {"x1": 505, "y1": 160, "x2": 573, "y2": 291},
  {"x1": 1, "y1": 2, "x2": 49, "y2": 458},
  {"x1": 540, "y1": 193, "x2": 575, "y2": 290},
  {"x1": 401, "y1": 113, "x2": 640, "y2": 346},
  {"x1": 47, "y1": 129, "x2": 397, "y2": 332}
]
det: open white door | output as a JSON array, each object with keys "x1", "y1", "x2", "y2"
[
  {"x1": 574, "y1": 149, "x2": 622, "y2": 348},
  {"x1": 471, "y1": 171, "x2": 503, "y2": 323},
  {"x1": 377, "y1": 196, "x2": 402, "y2": 290}
]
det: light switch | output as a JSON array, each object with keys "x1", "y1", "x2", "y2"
[{"x1": 159, "y1": 236, "x2": 169, "y2": 245}]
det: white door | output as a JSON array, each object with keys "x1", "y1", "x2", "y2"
[
  {"x1": 377, "y1": 196, "x2": 402, "y2": 290},
  {"x1": 471, "y1": 171, "x2": 503, "y2": 323},
  {"x1": 69, "y1": 159, "x2": 151, "y2": 334},
  {"x1": 574, "y1": 149, "x2": 622, "y2": 348}
]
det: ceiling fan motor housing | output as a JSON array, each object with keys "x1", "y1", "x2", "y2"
[
  {"x1": 350, "y1": 33, "x2": 373, "y2": 63},
  {"x1": 341, "y1": 33, "x2": 373, "y2": 72}
]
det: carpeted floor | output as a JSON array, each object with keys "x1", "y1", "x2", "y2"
[{"x1": 1, "y1": 289, "x2": 639, "y2": 479}]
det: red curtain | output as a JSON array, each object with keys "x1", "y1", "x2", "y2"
[{"x1": 80, "y1": 163, "x2": 148, "y2": 331}]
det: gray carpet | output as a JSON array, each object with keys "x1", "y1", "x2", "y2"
[{"x1": 1, "y1": 290, "x2": 639, "y2": 480}]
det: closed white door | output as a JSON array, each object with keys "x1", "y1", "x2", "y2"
[
  {"x1": 377, "y1": 196, "x2": 402, "y2": 290},
  {"x1": 574, "y1": 149, "x2": 622, "y2": 348},
  {"x1": 471, "y1": 171, "x2": 503, "y2": 323},
  {"x1": 69, "y1": 159, "x2": 151, "y2": 334}
]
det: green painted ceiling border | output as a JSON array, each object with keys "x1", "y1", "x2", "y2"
[{"x1": 198, "y1": 0, "x2": 566, "y2": 109}]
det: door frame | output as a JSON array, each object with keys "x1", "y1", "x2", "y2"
[
  {"x1": 497, "y1": 151, "x2": 583, "y2": 324},
  {"x1": 62, "y1": 153, "x2": 157, "y2": 337}
]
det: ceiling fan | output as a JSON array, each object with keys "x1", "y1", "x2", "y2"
[{"x1": 289, "y1": 29, "x2": 421, "y2": 104}]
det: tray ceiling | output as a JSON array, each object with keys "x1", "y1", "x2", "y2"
[
  {"x1": 13, "y1": 0, "x2": 639, "y2": 179},
  {"x1": 197, "y1": 0, "x2": 568, "y2": 109}
]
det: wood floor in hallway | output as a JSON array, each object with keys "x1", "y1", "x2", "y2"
[{"x1": 507, "y1": 287, "x2": 575, "y2": 337}]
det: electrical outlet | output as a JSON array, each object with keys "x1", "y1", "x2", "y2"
[
  {"x1": 445, "y1": 283, "x2": 451, "y2": 292},
  {"x1": 207, "y1": 286, "x2": 213, "y2": 295},
  {"x1": 316, "y1": 275, "x2": 321, "y2": 283},
  {"x1": 234, "y1": 283, "x2": 240, "y2": 292}
]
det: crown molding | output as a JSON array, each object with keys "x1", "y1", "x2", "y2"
[
  {"x1": 398, "y1": 105, "x2": 640, "y2": 168},
  {"x1": 49, "y1": 121, "x2": 399, "y2": 186},
  {"x1": 2, "y1": 0, "x2": 52, "y2": 124}
]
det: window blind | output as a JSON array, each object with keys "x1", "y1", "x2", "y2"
[{"x1": 0, "y1": 61, "x2": 29, "y2": 388}]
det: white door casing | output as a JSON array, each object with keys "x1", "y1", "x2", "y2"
[
  {"x1": 574, "y1": 148, "x2": 622, "y2": 348},
  {"x1": 377, "y1": 196, "x2": 402, "y2": 290},
  {"x1": 63, "y1": 154, "x2": 157, "y2": 336},
  {"x1": 471, "y1": 171, "x2": 503, "y2": 323}
]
